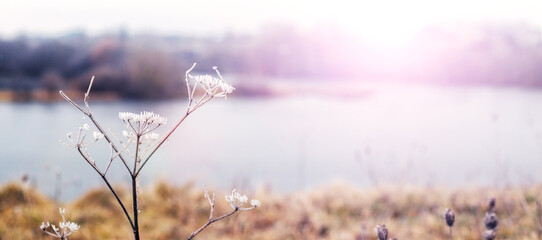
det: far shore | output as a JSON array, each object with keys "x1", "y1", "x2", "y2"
[{"x1": 0, "y1": 89, "x2": 120, "y2": 102}]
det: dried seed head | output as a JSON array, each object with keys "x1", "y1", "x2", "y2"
[
  {"x1": 488, "y1": 197, "x2": 496, "y2": 213},
  {"x1": 444, "y1": 208, "x2": 455, "y2": 227},
  {"x1": 484, "y1": 212, "x2": 499, "y2": 230},
  {"x1": 374, "y1": 224, "x2": 388, "y2": 240},
  {"x1": 483, "y1": 229, "x2": 497, "y2": 240}
]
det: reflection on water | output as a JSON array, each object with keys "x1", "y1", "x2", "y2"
[{"x1": 1, "y1": 83, "x2": 542, "y2": 200}]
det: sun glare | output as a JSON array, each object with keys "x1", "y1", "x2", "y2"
[{"x1": 304, "y1": 0, "x2": 541, "y2": 48}]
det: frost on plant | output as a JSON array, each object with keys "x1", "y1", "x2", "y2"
[
  {"x1": 56, "y1": 63, "x2": 257, "y2": 240},
  {"x1": 40, "y1": 208, "x2": 80, "y2": 240},
  {"x1": 226, "y1": 189, "x2": 261, "y2": 210},
  {"x1": 187, "y1": 188, "x2": 261, "y2": 240}
]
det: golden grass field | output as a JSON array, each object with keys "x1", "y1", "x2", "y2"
[{"x1": 1, "y1": 181, "x2": 542, "y2": 240}]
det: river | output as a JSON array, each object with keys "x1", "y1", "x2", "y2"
[{"x1": 1, "y1": 83, "x2": 542, "y2": 200}]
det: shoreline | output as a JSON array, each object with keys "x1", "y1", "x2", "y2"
[{"x1": 2, "y1": 181, "x2": 542, "y2": 239}]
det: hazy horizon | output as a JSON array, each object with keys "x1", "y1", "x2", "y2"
[{"x1": 2, "y1": 0, "x2": 541, "y2": 41}]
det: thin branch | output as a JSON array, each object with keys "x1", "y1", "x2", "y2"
[
  {"x1": 88, "y1": 109, "x2": 133, "y2": 174},
  {"x1": 102, "y1": 175, "x2": 135, "y2": 230},
  {"x1": 185, "y1": 62, "x2": 197, "y2": 108},
  {"x1": 190, "y1": 93, "x2": 210, "y2": 112},
  {"x1": 135, "y1": 112, "x2": 190, "y2": 177},
  {"x1": 61, "y1": 78, "x2": 137, "y2": 232},
  {"x1": 84, "y1": 76, "x2": 94, "y2": 112},
  {"x1": 59, "y1": 91, "x2": 86, "y2": 114},
  {"x1": 76, "y1": 147, "x2": 135, "y2": 229},
  {"x1": 187, "y1": 208, "x2": 238, "y2": 240},
  {"x1": 104, "y1": 142, "x2": 131, "y2": 176},
  {"x1": 60, "y1": 80, "x2": 133, "y2": 175},
  {"x1": 133, "y1": 136, "x2": 141, "y2": 173},
  {"x1": 189, "y1": 81, "x2": 198, "y2": 107},
  {"x1": 131, "y1": 175, "x2": 140, "y2": 240},
  {"x1": 189, "y1": 96, "x2": 214, "y2": 114},
  {"x1": 77, "y1": 148, "x2": 102, "y2": 175}
]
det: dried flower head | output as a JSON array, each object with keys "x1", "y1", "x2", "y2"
[
  {"x1": 93, "y1": 131, "x2": 104, "y2": 140},
  {"x1": 444, "y1": 208, "x2": 455, "y2": 227},
  {"x1": 61, "y1": 124, "x2": 100, "y2": 148},
  {"x1": 119, "y1": 111, "x2": 166, "y2": 136},
  {"x1": 483, "y1": 229, "x2": 497, "y2": 240},
  {"x1": 484, "y1": 212, "x2": 499, "y2": 230},
  {"x1": 40, "y1": 208, "x2": 80, "y2": 239},
  {"x1": 119, "y1": 111, "x2": 167, "y2": 125},
  {"x1": 225, "y1": 189, "x2": 260, "y2": 210},
  {"x1": 189, "y1": 66, "x2": 235, "y2": 98},
  {"x1": 225, "y1": 189, "x2": 247, "y2": 209},
  {"x1": 250, "y1": 199, "x2": 261, "y2": 207},
  {"x1": 488, "y1": 197, "x2": 496, "y2": 213},
  {"x1": 374, "y1": 224, "x2": 388, "y2": 240}
]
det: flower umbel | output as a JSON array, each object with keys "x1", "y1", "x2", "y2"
[
  {"x1": 444, "y1": 208, "x2": 455, "y2": 227},
  {"x1": 60, "y1": 124, "x2": 100, "y2": 148},
  {"x1": 40, "y1": 208, "x2": 80, "y2": 239},
  {"x1": 189, "y1": 66, "x2": 235, "y2": 98},
  {"x1": 119, "y1": 111, "x2": 167, "y2": 141},
  {"x1": 225, "y1": 189, "x2": 260, "y2": 210},
  {"x1": 374, "y1": 224, "x2": 388, "y2": 240},
  {"x1": 187, "y1": 187, "x2": 261, "y2": 240},
  {"x1": 250, "y1": 199, "x2": 261, "y2": 207},
  {"x1": 119, "y1": 111, "x2": 167, "y2": 137}
]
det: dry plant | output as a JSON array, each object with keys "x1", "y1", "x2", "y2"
[
  {"x1": 444, "y1": 208, "x2": 455, "y2": 240},
  {"x1": 483, "y1": 198, "x2": 498, "y2": 240},
  {"x1": 374, "y1": 224, "x2": 388, "y2": 240},
  {"x1": 39, "y1": 208, "x2": 79, "y2": 240},
  {"x1": 40, "y1": 63, "x2": 260, "y2": 240}
]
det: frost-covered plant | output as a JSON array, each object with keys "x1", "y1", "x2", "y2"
[
  {"x1": 443, "y1": 208, "x2": 455, "y2": 240},
  {"x1": 374, "y1": 224, "x2": 388, "y2": 240},
  {"x1": 187, "y1": 188, "x2": 260, "y2": 239},
  {"x1": 40, "y1": 208, "x2": 80, "y2": 240},
  {"x1": 55, "y1": 63, "x2": 258, "y2": 240}
]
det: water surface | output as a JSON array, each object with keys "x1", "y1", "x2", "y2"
[{"x1": 1, "y1": 83, "x2": 542, "y2": 200}]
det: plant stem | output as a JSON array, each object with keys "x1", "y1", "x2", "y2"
[
  {"x1": 135, "y1": 111, "x2": 189, "y2": 177},
  {"x1": 449, "y1": 226, "x2": 453, "y2": 240},
  {"x1": 101, "y1": 175, "x2": 135, "y2": 230},
  {"x1": 187, "y1": 209, "x2": 238, "y2": 240},
  {"x1": 132, "y1": 176, "x2": 140, "y2": 240},
  {"x1": 88, "y1": 112, "x2": 133, "y2": 174},
  {"x1": 77, "y1": 147, "x2": 135, "y2": 229},
  {"x1": 132, "y1": 135, "x2": 141, "y2": 240}
]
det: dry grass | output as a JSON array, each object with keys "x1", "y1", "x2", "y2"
[{"x1": 2, "y1": 181, "x2": 542, "y2": 240}]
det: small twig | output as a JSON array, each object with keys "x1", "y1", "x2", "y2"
[
  {"x1": 135, "y1": 112, "x2": 190, "y2": 177},
  {"x1": 76, "y1": 147, "x2": 135, "y2": 229},
  {"x1": 185, "y1": 63, "x2": 197, "y2": 108},
  {"x1": 60, "y1": 80, "x2": 133, "y2": 175},
  {"x1": 59, "y1": 91, "x2": 86, "y2": 114},
  {"x1": 84, "y1": 76, "x2": 94, "y2": 112},
  {"x1": 77, "y1": 148, "x2": 102, "y2": 175},
  {"x1": 104, "y1": 142, "x2": 131, "y2": 176},
  {"x1": 187, "y1": 190, "x2": 239, "y2": 240},
  {"x1": 189, "y1": 96, "x2": 214, "y2": 114},
  {"x1": 187, "y1": 209, "x2": 238, "y2": 240},
  {"x1": 536, "y1": 200, "x2": 542, "y2": 239}
]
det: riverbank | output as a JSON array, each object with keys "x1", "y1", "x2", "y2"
[
  {"x1": 2, "y1": 181, "x2": 541, "y2": 239},
  {"x1": 0, "y1": 89, "x2": 120, "y2": 102}
]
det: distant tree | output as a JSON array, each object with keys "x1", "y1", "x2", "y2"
[
  {"x1": 0, "y1": 39, "x2": 29, "y2": 76},
  {"x1": 20, "y1": 41, "x2": 76, "y2": 77}
]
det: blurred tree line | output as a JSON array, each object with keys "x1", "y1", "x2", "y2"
[{"x1": 0, "y1": 22, "x2": 541, "y2": 99}]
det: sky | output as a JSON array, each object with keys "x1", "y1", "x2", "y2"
[{"x1": 1, "y1": 0, "x2": 541, "y2": 40}]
